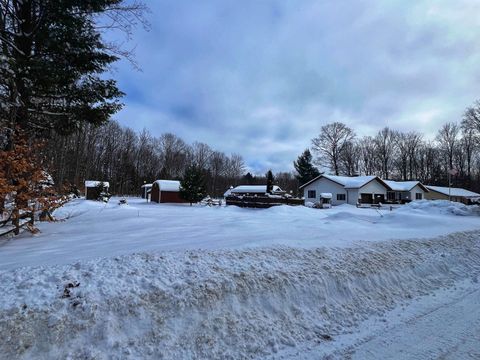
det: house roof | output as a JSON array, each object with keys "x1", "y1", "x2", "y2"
[
  {"x1": 425, "y1": 185, "x2": 480, "y2": 198},
  {"x1": 383, "y1": 180, "x2": 429, "y2": 192},
  {"x1": 85, "y1": 180, "x2": 109, "y2": 188},
  {"x1": 153, "y1": 180, "x2": 181, "y2": 192},
  {"x1": 300, "y1": 174, "x2": 391, "y2": 190}
]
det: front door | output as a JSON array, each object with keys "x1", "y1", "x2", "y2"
[{"x1": 374, "y1": 194, "x2": 385, "y2": 204}]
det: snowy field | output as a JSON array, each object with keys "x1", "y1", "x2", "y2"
[
  {"x1": 0, "y1": 197, "x2": 479, "y2": 270},
  {"x1": 0, "y1": 198, "x2": 480, "y2": 359}
]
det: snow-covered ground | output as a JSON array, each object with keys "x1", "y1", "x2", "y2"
[
  {"x1": 0, "y1": 197, "x2": 479, "y2": 270},
  {"x1": 0, "y1": 198, "x2": 479, "y2": 359}
]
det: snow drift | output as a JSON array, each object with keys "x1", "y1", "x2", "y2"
[{"x1": 1, "y1": 230, "x2": 479, "y2": 359}]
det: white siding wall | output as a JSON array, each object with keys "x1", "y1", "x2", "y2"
[
  {"x1": 302, "y1": 177, "x2": 347, "y2": 206},
  {"x1": 410, "y1": 184, "x2": 426, "y2": 201},
  {"x1": 351, "y1": 180, "x2": 388, "y2": 205}
]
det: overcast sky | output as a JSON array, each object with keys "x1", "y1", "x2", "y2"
[{"x1": 111, "y1": 0, "x2": 480, "y2": 174}]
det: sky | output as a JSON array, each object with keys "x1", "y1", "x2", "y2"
[{"x1": 110, "y1": 0, "x2": 480, "y2": 174}]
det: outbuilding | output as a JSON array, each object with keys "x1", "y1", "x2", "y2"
[
  {"x1": 151, "y1": 180, "x2": 187, "y2": 203},
  {"x1": 224, "y1": 185, "x2": 284, "y2": 197},
  {"x1": 141, "y1": 183, "x2": 152, "y2": 199},
  {"x1": 84, "y1": 180, "x2": 110, "y2": 200},
  {"x1": 425, "y1": 186, "x2": 480, "y2": 205}
]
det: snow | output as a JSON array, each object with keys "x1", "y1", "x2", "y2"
[
  {"x1": 141, "y1": 183, "x2": 152, "y2": 188},
  {"x1": 0, "y1": 198, "x2": 479, "y2": 359},
  {"x1": 0, "y1": 199, "x2": 479, "y2": 271},
  {"x1": 0, "y1": 229, "x2": 479, "y2": 359},
  {"x1": 383, "y1": 180, "x2": 421, "y2": 191},
  {"x1": 426, "y1": 185, "x2": 480, "y2": 197},
  {"x1": 322, "y1": 175, "x2": 379, "y2": 189},
  {"x1": 153, "y1": 180, "x2": 181, "y2": 192},
  {"x1": 84, "y1": 180, "x2": 109, "y2": 188},
  {"x1": 320, "y1": 192, "x2": 332, "y2": 199}
]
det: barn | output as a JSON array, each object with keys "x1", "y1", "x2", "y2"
[
  {"x1": 84, "y1": 181, "x2": 110, "y2": 200},
  {"x1": 150, "y1": 180, "x2": 187, "y2": 203}
]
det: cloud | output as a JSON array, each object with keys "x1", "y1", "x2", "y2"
[{"x1": 110, "y1": 0, "x2": 480, "y2": 173}]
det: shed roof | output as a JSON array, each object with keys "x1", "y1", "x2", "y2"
[
  {"x1": 228, "y1": 185, "x2": 282, "y2": 195},
  {"x1": 85, "y1": 180, "x2": 109, "y2": 188},
  {"x1": 141, "y1": 183, "x2": 153, "y2": 188},
  {"x1": 425, "y1": 185, "x2": 480, "y2": 198},
  {"x1": 153, "y1": 180, "x2": 181, "y2": 192}
]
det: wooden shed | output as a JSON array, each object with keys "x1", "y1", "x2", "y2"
[
  {"x1": 151, "y1": 180, "x2": 187, "y2": 203},
  {"x1": 141, "y1": 183, "x2": 152, "y2": 199},
  {"x1": 85, "y1": 181, "x2": 109, "y2": 200}
]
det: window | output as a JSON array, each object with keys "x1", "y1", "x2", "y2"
[
  {"x1": 307, "y1": 190, "x2": 316, "y2": 198},
  {"x1": 337, "y1": 193, "x2": 346, "y2": 201},
  {"x1": 415, "y1": 193, "x2": 422, "y2": 200}
]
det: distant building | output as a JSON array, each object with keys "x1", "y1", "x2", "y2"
[
  {"x1": 84, "y1": 181, "x2": 109, "y2": 200},
  {"x1": 150, "y1": 180, "x2": 187, "y2": 203},
  {"x1": 300, "y1": 175, "x2": 429, "y2": 206},
  {"x1": 223, "y1": 185, "x2": 284, "y2": 197},
  {"x1": 425, "y1": 186, "x2": 480, "y2": 205},
  {"x1": 141, "y1": 183, "x2": 152, "y2": 199}
]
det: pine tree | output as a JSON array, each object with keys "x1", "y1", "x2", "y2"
[
  {"x1": 294, "y1": 149, "x2": 321, "y2": 185},
  {"x1": 180, "y1": 166, "x2": 206, "y2": 205},
  {"x1": 266, "y1": 170, "x2": 274, "y2": 193},
  {"x1": 0, "y1": 0, "x2": 146, "y2": 145}
]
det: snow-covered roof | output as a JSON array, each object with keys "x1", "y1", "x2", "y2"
[
  {"x1": 153, "y1": 180, "x2": 181, "y2": 192},
  {"x1": 322, "y1": 175, "x2": 382, "y2": 189},
  {"x1": 229, "y1": 185, "x2": 283, "y2": 194},
  {"x1": 425, "y1": 186, "x2": 480, "y2": 198},
  {"x1": 85, "y1": 181, "x2": 109, "y2": 188},
  {"x1": 383, "y1": 180, "x2": 423, "y2": 192},
  {"x1": 320, "y1": 193, "x2": 332, "y2": 199},
  {"x1": 141, "y1": 184, "x2": 153, "y2": 188}
]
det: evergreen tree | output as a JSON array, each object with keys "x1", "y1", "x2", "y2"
[
  {"x1": 266, "y1": 170, "x2": 274, "y2": 193},
  {"x1": 180, "y1": 166, "x2": 206, "y2": 205},
  {"x1": 0, "y1": 0, "x2": 146, "y2": 146},
  {"x1": 294, "y1": 149, "x2": 321, "y2": 185}
]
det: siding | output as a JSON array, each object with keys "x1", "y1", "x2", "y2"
[{"x1": 302, "y1": 177, "x2": 347, "y2": 206}]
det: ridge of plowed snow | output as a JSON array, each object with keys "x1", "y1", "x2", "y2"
[{"x1": 1, "y1": 231, "x2": 479, "y2": 359}]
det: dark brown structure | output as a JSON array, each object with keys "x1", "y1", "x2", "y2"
[
  {"x1": 225, "y1": 195, "x2": 304, "y2": 208},
  {"x1": 150, "y1": 180, "x2": 187, "y2": 203},
  {"x1": 85, "y1": 181, "x2": 109, "y2": 200}
]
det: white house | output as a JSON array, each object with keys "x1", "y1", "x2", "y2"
[
  {"x1": 300, "y1": 175, "x2": 391, "y2": 206},
  {"x1": 384, "y1": 181, "x2": 429, "y2": 202}
]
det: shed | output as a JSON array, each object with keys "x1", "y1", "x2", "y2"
[
  {"x1": 425, "y1": 186, "x2": 480, "y2": 205},
  {"x1": 85, "y1": 180, "x2": 110, "y2": 200},
  {"x1": 141, "y1": 183, "x2": 152, "y2": 199},
  {"x1": 151, "y1": 180, "x2": 187, "y2": 203},
  {"x1": 225, "y1": 185, "x2": 284, "y2": 197}
]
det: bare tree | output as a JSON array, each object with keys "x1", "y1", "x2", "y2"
[
  {"x1": 436, "y1": 122, "x2": 459, "y2": 172},
  {"x1": 311, "y1": 122, "x2": 356, "y2": 175},
  {"x1": 374, "y1": 127, "x2": 398, "y2": 179}
]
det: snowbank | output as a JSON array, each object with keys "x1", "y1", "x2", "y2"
[{"x1": 1, "y1": 231, "x2": 479, "y2": 359}]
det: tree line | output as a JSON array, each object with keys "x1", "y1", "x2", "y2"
[
  {"x1": 44, "y1": 120, "x2": 250, "y2": 197},
  {"x1": 296, "y1": 104, "x2": 480, "y2": 192}
]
